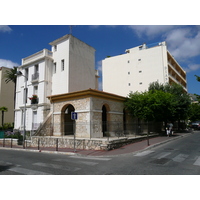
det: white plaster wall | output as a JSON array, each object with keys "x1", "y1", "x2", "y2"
[
  {"x1": 102, "y1": 43, "x2": 168, "y2": 97},
  {"x1": 14, "y1": 55, "x2": 52, "y2": 131},
  {"x1": 51, "y1": 39, "x2": 70, "y2": 95},
  {"x1": 68, "y1": 36, "x2": 96, "y2": 93}
]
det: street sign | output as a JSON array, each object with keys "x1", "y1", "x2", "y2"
[{"x1": 71, "y1": 112, "x2": 78, "y2": 120}]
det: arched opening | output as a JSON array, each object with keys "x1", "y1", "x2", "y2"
[
  {"x1": 123, "y1": 108, "x2": 127, "y2": 133},
  {"x1": 63, "y1": 104, "x2": 75, "y2": 135},
  {"x1": 102, "y1": 105, "x2": 108, "y2": 137}
]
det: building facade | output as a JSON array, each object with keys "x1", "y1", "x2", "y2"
[
  {"x1": 14, "y1": 34, "x2": 98, "y2": 132},
  {"x1": 0, "y1": 67, "x2": 15, "y2": 125},
  {"x1": 102, "y1": 41, "x2": 187, "y2": 97}
]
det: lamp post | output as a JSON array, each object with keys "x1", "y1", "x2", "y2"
[{"x1": 16, "y1": 71, "x2": 28, "y2": 149}]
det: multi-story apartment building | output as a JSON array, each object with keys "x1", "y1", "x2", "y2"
[
  {"x1": 102, "y1": 41, "x2": 187, "y2": 97},
  {"x1": 0, "y1": 67, "x2": 15, "y2": 126},
  {"x1": 14, "y1": 34, "x2": 98, "y2": 132}
]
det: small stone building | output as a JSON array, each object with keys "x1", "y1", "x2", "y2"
[{"x1": 47, "y1": 88, "x2": 128, "y2": 138}]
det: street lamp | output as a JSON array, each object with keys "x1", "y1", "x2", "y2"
[{"x1": 16, "y1": 71, "x2": 28, "y2": 149}]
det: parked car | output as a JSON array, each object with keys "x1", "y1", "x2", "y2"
[{"x1": 190, "y1": 121, "x2": 200, "y2": 130}]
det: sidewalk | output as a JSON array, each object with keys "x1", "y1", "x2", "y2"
[{"x1": 0, "y1": 132, "x2": 191, "y2": 157}]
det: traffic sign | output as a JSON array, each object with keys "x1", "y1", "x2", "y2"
[{"x1": 71, "y1": 112, "x2": 78, "y2": 120}]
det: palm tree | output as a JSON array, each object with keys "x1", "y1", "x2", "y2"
[
  {"x1": 4, "y1": 66, "x2": 17, "y2": 84},
  {"x1": 3, "y1": 66, "x2": 18, "y2": 107},
  {"x1": 0, "y1": 106, "x2": 8, "y2": 128}
]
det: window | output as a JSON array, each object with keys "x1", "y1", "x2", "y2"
[
  {"x1": 25, "y1": 68, "x2": 29, "y2": 80},
  {"x1": 61, "y1": 59, "x2": 64, "y2": 71},
  {"x1": 138, "y1": 59, "x2": 141, "y2": 61},
  {"x1": 139, "y1": 82, "x2": 142, "y2": 85},
  {"x1": 128, "y1": 72, "x2": 130, "y2": 75},
  {"x1": 128, "y1": 83, "x2": 131, "y2": 86},
  {"x1": 34, "y1": 64, "x2": 39, "y2": 73},
  {"x1": 53, "y1": 62, "x2": 56, "y2": 74},
  {"x1": 54, "y1": 45, "x2": 57, "y2": 52},
  {"x1": 128, "y1": 60, "x2": 130, "y2": 63},
  {"x1": 24, "y1": 88, "x2": 28, "y2": 104},
  {"x1": 139, "y1": 70, "x2": 142, "y2": 73},
  {"x1": 34, "y1": 86, "x2": 38, "y2": 95}
]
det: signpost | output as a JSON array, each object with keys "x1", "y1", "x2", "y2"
[{"x1": 71, "y1": 112, "x2": 78, "y2": 152}]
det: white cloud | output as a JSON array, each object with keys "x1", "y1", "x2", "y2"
[
  {"x1": 0, "y1": 59, "x2": 19, "y2": 68},
  {"x1": 128, "y1": 25, "x2": 175, "y2": 38},
  {"x1": 184, "y1": 64, "x2": 200, "y2": 73},
  {"x1": 165, "y1": 27, "x2": 200, "y2": 61},
  {"x1": 96, "y1": 60, "x2": 103, "y2": 90},
  {"x1": 128, "y1": 25, "x2": 200, "y2": 73},
  {"x1": 96, "y1": 60, "x2": 102, "y2": 73},
  {"x1": 0, "y1": 25, "x2": 12, "y2": 33}
]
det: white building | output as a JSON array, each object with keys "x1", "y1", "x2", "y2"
[
  {"x1": 14, "y1": 34, "x2": 98, "y2": 132},
  {"x1": 102, "y1": 41, "x2": 187, "y2": 97}
]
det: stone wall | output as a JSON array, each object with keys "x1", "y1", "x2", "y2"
[{"x1": 31, "y1": 136, "x2": 109, "y2": 150}]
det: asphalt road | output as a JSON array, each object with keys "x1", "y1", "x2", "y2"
[{"x1": 1, "y1": 131, "x2": 200, "y2": 175}]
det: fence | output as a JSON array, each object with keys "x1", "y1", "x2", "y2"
[{"x1": 36, "y1": 121, "x2": 162, "y2": 138}]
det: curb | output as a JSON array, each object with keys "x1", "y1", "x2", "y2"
[
  {"x1": 0, "y1": 133, "x2": 192, "y2": 157},
  {"x1": 142, "y1": 133, "x2": 192, "y2": 152}
]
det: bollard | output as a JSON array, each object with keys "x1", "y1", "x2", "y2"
[
  {"x1": 11, "y1": 138, "x2": 13, "y2": 148},
  {"x1": 56, "y1": 138, "x2": 58, "y2": 151},
  {"x1": 3, "y1": 137, "x2": 5, "y2": 147},
  {"x1": 38, "y1": 138, "x2": 40, "y2": 150}
]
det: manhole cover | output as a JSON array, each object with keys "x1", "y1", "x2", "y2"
[{"x1": 150, "y1": 158, "x2": 170, "y2": 165}]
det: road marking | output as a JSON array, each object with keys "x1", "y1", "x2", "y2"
[
  {"x1": 9, "y1": 167, "x2": 51, "y2": 175},
  {"x1": 172, "y1": 154, "x2": 189, "y2": 162},
  {"x1": 134, "y1": 150, "x2": 154, "y2": 157},
  {"x1": 69, "y1": 156, "x2": 112, "y2": 161},
  {"x1": 33, "y1": 162, "x2": 81, "y2": 171},
  {"x1": 193, "y1": 156, "x2": 200, "y2": 166},
  {"x1": 53, "y1": 159, "x2": 99, "y2": 166},
  {"x1": 153, "y1": 152, "x2": 172, "y2": 159}
]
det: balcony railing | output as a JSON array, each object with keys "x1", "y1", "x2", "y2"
[{"x1": 32, "y1": 72, "x2": 39, "y2": 82}]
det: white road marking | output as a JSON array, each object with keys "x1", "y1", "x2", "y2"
[
  {"x1": 193, "y1": 156, "x2": 200, "y2": 166},
  {"x1": 33, "y1": 162, "x2": 81, "y2": 171},
  {"x1": 69, "y1": 156, "x2": 112, "y2": 161},
  {"x1": 53, "y1": 158, "x2": 98, "y2": 166},
  {"x1": 172, "y1": 154, "x2": 189, "y2": 162},
  {"x1": 134, "y1": 150, "x2": 154, "y2": 157},
  {"x1": 9, "y1": 167, "x2": 51, "y2": 175},
  {"x1": 153, "y1": 152, "x2": 172, "y2": 159}
]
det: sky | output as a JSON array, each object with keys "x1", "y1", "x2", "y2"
[{"x1": 1, "y1": 25, "x2": 200, "y2": 95}]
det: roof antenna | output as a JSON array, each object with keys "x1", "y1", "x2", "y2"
[{"x1": 69, "y1": 25, "x2": 75, "y2": 35}]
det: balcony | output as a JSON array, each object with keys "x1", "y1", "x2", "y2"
[
  {"x1": 29, "y1": 95, "x2": 39, "y2": 110},
  {"x1": 22, "y1": 49, "x2": 53, "y2": 65},
  {"x1": 32, "y1": 72, "x2": 39, "y2": 83}
]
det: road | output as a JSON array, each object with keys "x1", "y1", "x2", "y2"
[{"x1": 1, "y1": 131, "x2": 200, "y2": 175}]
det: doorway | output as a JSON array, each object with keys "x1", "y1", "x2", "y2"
[
  {"x1": 102, "y1": 105, "x2": 107, "y2": 137},
  {"x1": 64, "y1": 104, "x2": 75, "y2": 135}
]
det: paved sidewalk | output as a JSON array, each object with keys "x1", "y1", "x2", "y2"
[{"x1": 0, "y1": 132, "x2": 191, "y2": 157}]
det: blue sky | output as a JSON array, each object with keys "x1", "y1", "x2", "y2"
[{"x1": 0, "y1": 25, "x2": 200, "y2": 95}]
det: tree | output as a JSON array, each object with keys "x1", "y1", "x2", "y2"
[
  {"x1": 4, "y1": 66, "x2": 17, "y2": 85},
  {"x1": 125, "y1": 82, "x2": 191, "y2": 131},
  {"x1": 125, "y1": 90, "x2": 174, "y2": 123},
  {"x1": 149, "y1": 82, "x2": 191, "y2": 123},
  {"x1": 194, "y1": 75, "x2": 200, "y2": 102},
  {"x1": 188, "y1": 103, "x2": 200, "y2": 121},
  {"x1": 0, "y1": 106, "x2": 8, "y2": 128},
  {"x1": 3, "y1": 66, "x2": 18, "y2": 108}
]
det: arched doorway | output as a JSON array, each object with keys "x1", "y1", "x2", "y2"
[
  {"x1": 102, "y1": 105, "x2": 108, "y2": 137},
  {"x1": 64, "y1": 104, "x2": 75, "y2": 135},
  {"x1": 123, "y1": 108, "x2": 127, "y2": 133}
]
